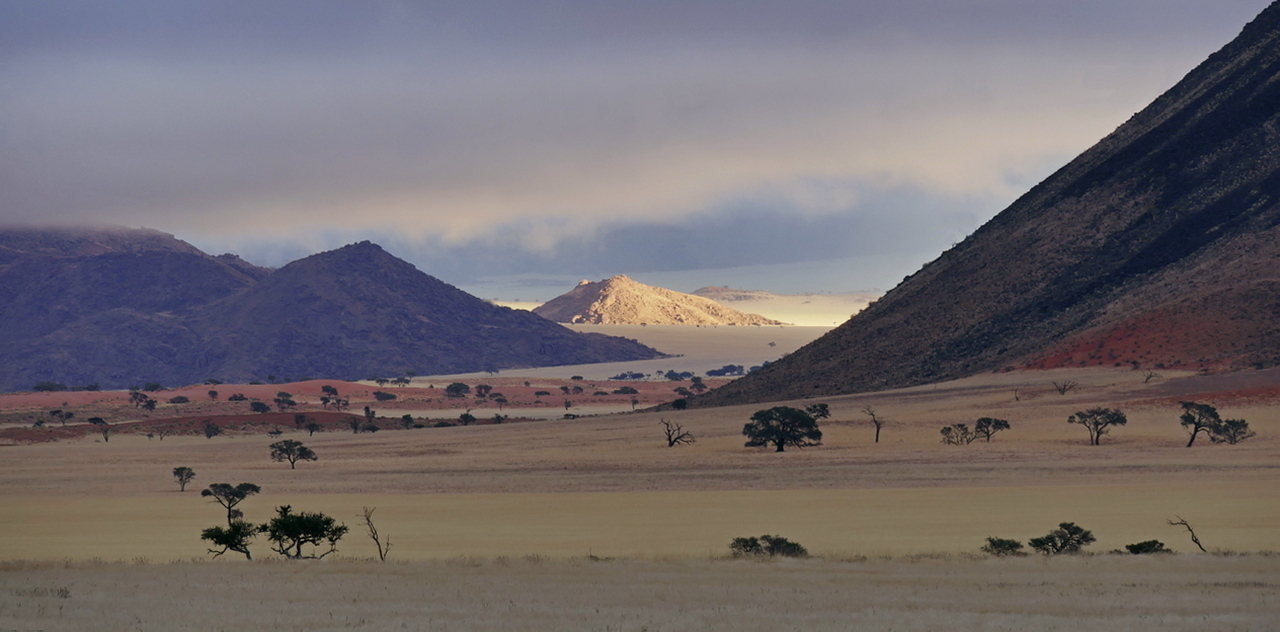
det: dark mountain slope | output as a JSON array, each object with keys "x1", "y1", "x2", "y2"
[
  {"x1": 193, "y1": 242, "x2": 663, "y2": 382},
  {"x1": 699, "y1": 3, "x2": 1280, "y2": 406}
]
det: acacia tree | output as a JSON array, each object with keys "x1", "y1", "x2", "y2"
[
  {"x1": 269, "y1": 440, "x2": 318, "y2": 469},
  {"x1": 88, "y1": 417, "x2": 111, "y2": 442},
  {"x1": 202, "y1": 419, "x2": 222, "y2": 439},
  {"x1": 201, "y1": 520, "x2": 263, "y2": 560},
  {"x1": 1067, "y1": 408, "x2": 1127, "y2": 445},
  {"x1": 743, "y1": 406, "x2": 822, "y2": 452},
  {"x1": 264, "y1": 505, "x2": 349, "y2": 559},
  {"x1": 1028, "y1": 522, "x2": 1095, "y2": 555},
  {"x1": 173, "y1": 466, "x2": 196, "y2": 491},
  {"x1": 974, "y1": 417, "x2": 1011, "y2": 442},
  {"x1": 1210, "y1": 417, "x2": 1255, "y2": 444},
  {"x1": 1179, "y1": 401, "x2": 1219, "y2": 447},
  {"x1": 201, "y1": 482, "x2": 261, "y2": 524}
]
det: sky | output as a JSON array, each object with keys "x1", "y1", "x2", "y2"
[{"x1": 2, "y1": 0, "x2": 1274, "y2": 299}]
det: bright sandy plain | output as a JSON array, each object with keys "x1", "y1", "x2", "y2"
[{"x1": 2, "y1": 323, "x2": 1278, "y2": 630}]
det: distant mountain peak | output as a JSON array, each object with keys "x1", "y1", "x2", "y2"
[{"x1": 534, "y1": 275, "x2": 786, "y2": 326}]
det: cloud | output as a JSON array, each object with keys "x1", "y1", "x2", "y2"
[{"x1": 2, "y1": 0, "x2": 1273, "y2": 287}]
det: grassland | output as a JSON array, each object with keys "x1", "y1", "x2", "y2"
[
  {"x1": 4, "y1": 555, "x2": 1278, "y2": 631},
  {"x1": 1, "y1": 327, "x2": 1278, "y2": 629}
]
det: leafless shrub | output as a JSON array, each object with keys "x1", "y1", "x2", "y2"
[
  {"x1": 1052, "y1": 381, "x2": 1079, "y2": 395},
  {"x1": 661, "y1": 420, "x2": 695, "y2": 447},
  {"x1": 361, "y1": 506, "x2": 391, "y2": 562}
]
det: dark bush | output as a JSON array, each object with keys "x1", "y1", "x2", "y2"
[
  {"x1": 1124, "y1": 540, "x2": 1170, "y2": 555},
  {"x1": 980, "y1": 537, "x2": 1026, "y2": 556},
  {"x1": 730, "y1": 534, "x2": 808, "y2": 558},
  {"x1": 372, "y1": 391, "x2": 397, "y2": 402},
  {"x1": 1029, "y1": 522, "x2": 1095, "y2": 555},
  {"x1": 33, "y1": 381, "x2": 67, "y2": 392},
  {"x1": 168, "y1": 396, "x2": 190, "y2": 404}
]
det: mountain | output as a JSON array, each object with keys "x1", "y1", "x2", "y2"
[
  {"x1": 698, "y1": 4, "x2": 1280, "y2": 406},
  {"x1": 533, "y1": 275, "x2": 786, "y2": 326},
  {"x1": 192, "y1": 243, "x2": 664, "y2": 380},
  {"x1": 0, "y1": 230, "x2": 663, "y2": 391}
]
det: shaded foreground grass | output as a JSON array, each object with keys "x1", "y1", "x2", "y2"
[{"x1": 2, "y1": 555, "x2": 1278, "y2": 631}]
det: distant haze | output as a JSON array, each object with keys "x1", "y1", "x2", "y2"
[{"x1": 2, "y1": 1, "x2": 1272, "y2": 295}]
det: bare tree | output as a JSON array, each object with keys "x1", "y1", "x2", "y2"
[
  {"x1": 661, "y1": 420, "x2": 695, "y2": 447},
  {"x1": 1167, "y1": 516, "x2": 1207, "y2": 552},
  {"x1": 863, "y1": 407, "x2": 887, "y2": 443},
  {"x1": 1012, "y1": 388, "x2": 1021, "y2": 402},
  {"x1": 1141, "y1": 369, "x2": 1161, "y2": 383},
  {"x1": 940, "y1": 424, "x2": 976, "y2": 445},
  {"x1": 1052, "y1": 380, "x2": 1080, "y2": 395},
  {"x1": 362, "y1": 506, "x2": 391, "y2": 562}
]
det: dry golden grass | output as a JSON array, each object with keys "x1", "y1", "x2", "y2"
[
  {"x1": 2, "y1": 332, "x2": 1278, "y2": 629},
  {"x1": 3, "y1": 555, "x2": 1278, "y2": 631}
]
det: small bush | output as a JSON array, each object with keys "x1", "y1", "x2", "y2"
[
  {"x1": 981, "y1": 537, "x2": 1026, "y2": 556},
  {"x1": 730, "y1": 534, "x2": 808, "y2": 558},
  {"x1": 372, "y1": 391, "x2": 397, "y2": 401},
  {"x1": 168, "y1": 396, "x2": 190, "y2": 404},
  {"x1": 33, "y1": 381, "x2": 68, "y2": 392},
  {"x1": 1125, "y1": 540, "x2": 1170, "y2": 555},
  {"x1": 1029, "y1": 522, "x2": 1095, "y2": 555}
]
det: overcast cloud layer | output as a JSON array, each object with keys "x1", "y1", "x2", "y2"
[{"x1": 2, "y1": 1, "x2": 1273, "y2": 297}]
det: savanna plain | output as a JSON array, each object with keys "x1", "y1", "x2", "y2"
[{"x1": 2, "y1": 326, "x2": 1278, "y2": 630}]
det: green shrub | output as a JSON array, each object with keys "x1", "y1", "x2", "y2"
[{"x1": 980, "y1": 537, "x2": 1026, "y2": 556}]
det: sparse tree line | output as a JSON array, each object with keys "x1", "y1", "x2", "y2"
[
  {"x1": 654, "y1": 400, "x2": 1253, "y2": 453},
  {"x1": 178, "y1": 441, "x2": 390, "y2": 561},
  {"x1": 728, "y1": 515, "x2": 1214, "y2": 561},
  {"x1": 982, "y1": 516, "x2": 1214, "y2": 557}
]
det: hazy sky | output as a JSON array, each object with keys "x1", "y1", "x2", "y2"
[{"x1": 2, "y1": 1, "x2": 1273, "y2": 298}]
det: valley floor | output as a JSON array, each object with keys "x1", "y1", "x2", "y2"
[
  {"x1": 3, "y1": 555, "x2": 1277, "y2": 632},
  {"x1": 2, "y1": 325, "x2": 1278, "y2": 630}
]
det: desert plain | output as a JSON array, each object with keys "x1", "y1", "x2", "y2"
[{"x1": 2, "y1": 324, "x2": 1278, "y2": 630}]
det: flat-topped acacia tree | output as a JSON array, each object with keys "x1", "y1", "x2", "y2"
[
  {"x1": 201, "y1": 482, "x2": 261, "y2": 524},
  {"x1": 1067, "y1": 408, "x2": 1127, "y2": 445},
  {"x1": 742, "y1": 406, "x2": 822, "y2": 453}
]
